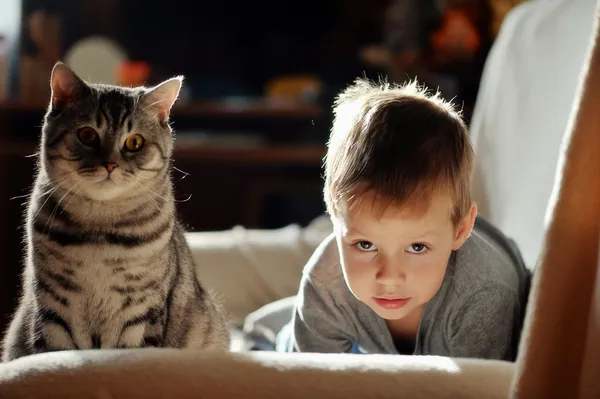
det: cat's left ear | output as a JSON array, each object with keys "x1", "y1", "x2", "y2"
[
  {"x1": 140, "y1": 76, "x2": 183, "y2": 123},
  {"x1": 50, "y1": 62, "x2": 91, "y2": 111}
]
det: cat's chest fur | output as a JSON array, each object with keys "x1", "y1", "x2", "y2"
[
  {"x1": 28, "y1": 182, "x2": 177, "y2": 350},
  {"x1": 35, "y1": 241, "x2": 171, "y2": 349}
]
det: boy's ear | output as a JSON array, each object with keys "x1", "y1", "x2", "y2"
[{"x1": 452, "y1": 202, "x2": 477, "y2": 250}]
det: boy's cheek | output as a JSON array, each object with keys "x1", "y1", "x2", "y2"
[
  {"x1": 342, "y1": 268, "x2": 373, "y2": 302},
  {"x1": 340, "y1": 249, "x2": 372, "y2": 273},
  {"x1": 341, "y1": 258, "x2": 375, "y2": 287}
]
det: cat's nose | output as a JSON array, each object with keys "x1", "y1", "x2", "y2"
[{"x1": 103, "y1": 162, "x2": 119, "y2": 173}]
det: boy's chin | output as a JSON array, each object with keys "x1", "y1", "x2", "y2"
[
  {"x1": 372, "y1": 306, "x2": 412, "y2": 321},
  {"x1": 365, "y1": 299, "x2": 414, "y2": 320}
]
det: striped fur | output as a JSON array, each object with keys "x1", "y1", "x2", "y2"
[{"x1": 2, "y1": 63, "x2": 229, "y2": 361}]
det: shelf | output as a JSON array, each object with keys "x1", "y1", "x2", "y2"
[{"x1": 0, "y1": 99, "x2": 324, "y2": 120}]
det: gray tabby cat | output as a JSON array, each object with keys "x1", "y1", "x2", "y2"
[{"x1": 2, "y1": 62, "x2": 230, "y2": 361}]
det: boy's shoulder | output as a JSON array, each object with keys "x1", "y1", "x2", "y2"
[
  {"x1": 449, "y1": 217, "x2": 531, "y2": 298},
  {"x1": 301, "y1": 233, "x2": 345, "y2": 284},
  {"x1": 299, "y1": 232, "x2": 364, "y2": 312}
]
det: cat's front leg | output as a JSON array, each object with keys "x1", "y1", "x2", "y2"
[
  {"x1": 2, "y1": 301, "x2": 34, "y2": 362},
  {"x1": 0, "y1": 300, "x2": 72, "y2": 361},
  {"x1": 33, "y1": 307, "x2": 79, "y2": 353}
]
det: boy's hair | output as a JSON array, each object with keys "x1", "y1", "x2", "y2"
[{"x1": 324, "y1": 78, "x2": 474, "y2": 225}]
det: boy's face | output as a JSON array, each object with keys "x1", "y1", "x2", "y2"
[{"x1": 333, "y1": 192, "x2": 475, "y2": 323}]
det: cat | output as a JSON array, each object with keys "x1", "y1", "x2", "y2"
[{"x1": 1, "y1": 62, "x2": 230, "y2": 361}]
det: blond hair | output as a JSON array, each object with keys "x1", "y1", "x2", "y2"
[{"x1": 324, "y1": 78, "x2": 473, "y2": 224}]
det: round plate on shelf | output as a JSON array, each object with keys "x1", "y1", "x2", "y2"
[{"x1": 64, "y1": 36, "x2": 128, "y2": 85}]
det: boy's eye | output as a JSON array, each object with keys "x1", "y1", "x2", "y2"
[
  {"x1": 406, "y1": 243, "x2": 428, "y2": 254},
  {"x1": 355, "y1": 241, "x2": 377, "y2": 252}
]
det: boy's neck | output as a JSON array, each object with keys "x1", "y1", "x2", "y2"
[{"x1": 385, "y1": 303, "x2": 426, "y2": 347}]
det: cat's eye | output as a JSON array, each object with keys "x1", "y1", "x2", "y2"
[
  {"x1": 124, "y1": 134, "x2": 145, "y2": 152},
  {"x1": 77, "y1": 127, "x2": 99, "y2": 147}
]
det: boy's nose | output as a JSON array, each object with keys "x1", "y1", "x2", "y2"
[{"x1": 375, "y1": 260, "x2": 407, "y2": 285}]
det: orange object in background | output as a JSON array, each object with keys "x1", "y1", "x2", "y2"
[
  {"x1": 431, "y1": 10, "x2": 480, "y2": 57},
  {"x1": 117, "y1": 61, "x2": 150, "y2": 87},
  {"x1": 264, "y1": 75, "x2": 322, "y2": 104}
]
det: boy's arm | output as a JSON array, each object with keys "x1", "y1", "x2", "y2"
[
  {"x1": 290, "y1": 273, "x2": 355, "y2": 353},
  {"x1": 447, "y1": 284, "x2": 521, "y2": 360}
]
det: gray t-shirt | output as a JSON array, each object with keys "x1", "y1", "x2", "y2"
[{"x1": 290, "y1": 217, "x2": 531, "y2": 360}]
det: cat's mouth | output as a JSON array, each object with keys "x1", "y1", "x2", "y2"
[
  {"x1": 76, "y1": 171, "x2": 121, "y2": 188},
  {"x1": 71, "y1": 170, "x2": 131, "y2": 201},
  {"x1": 98, "y1": 173, "x2": 120, "y2": 184},
  {"x1": 78, "y1": 166, "x2": 120, "y2": 183}
]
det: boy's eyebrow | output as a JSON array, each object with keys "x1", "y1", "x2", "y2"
[
  {"x1": 344, "y1": 226, "x2": 442, "y2": 240},
  {"x1": 345, "y1": 227, "x2": 367, "y2": 237}
]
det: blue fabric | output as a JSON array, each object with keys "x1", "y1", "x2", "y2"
[
  {"x1": 350, "y1": 343, "x2": 367, "y2": 354},
  {"x1": 275, "y1": 321, "x2": 294, "y2": 352}
]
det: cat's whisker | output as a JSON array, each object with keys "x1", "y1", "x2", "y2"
[
  {"x1": 38, "y1": 187, "x2": 57, "y2": 198},
  {"x1": 11, "y1": 193, "x2": 32, "y2": 201},
  {"x1": 40, "y1": 173, "x2": 77, "y2": 207},
  {"x1": 140, "y1": 194, "x2": 164, "y2": 219},
  {"x1": 13, "y1": 184, "x2": 56, "y2": 206},
  {"x1": 32, "y1": 172, "x2": 78, "y2": 213},
  {"x1": 172, "y1": 166, "x2": 190, "y2": 181},
  {"x1": 139, "y1": 183, "x2": 164, "y2": 200},
  {"x1": 37, "y1": 181, "x2": 67, "y2": 200},
  {"x1": 14, "y1": 187, "x2": 52, "y2": 207},
  {"x1": 175, "y1": 194, "x2": 192, "y2": 203},
  {"x1": 129, "y1": 174, "x2": 162, "y2": 197},
  {"x1": 60, "y1": 181, "x2": 84, "y2": 216},
  {"x1": 120, "y1": 173, "x2": 167, "y2": 218},
  {"x1": 55, "y1": 168, "x2": 82, "y2": 178},
  {"x1": 34, "y1": 170, "x2": 81, "y2": 222},
  {"x1": 131, "y1": 174, "x2": 167, "y2": 201},
  {"x1": 43, "y1": 179, "x2": 82, "y2": 234},
  {"x1": 139, "y1": 188, "x2": 168, "y2": 218},
  {"x1": 31, "y1": 185, "x2": 61, "y2": 221}
]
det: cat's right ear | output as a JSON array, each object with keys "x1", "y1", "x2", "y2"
[{"x1": 50, "y1": 62, "x2": 90, "y2": 111}]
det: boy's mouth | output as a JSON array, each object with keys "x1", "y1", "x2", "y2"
[{"x1": 373, "y1": 296, "x2": 411, "y2": 310}]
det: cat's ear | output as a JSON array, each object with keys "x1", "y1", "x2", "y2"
[
  {"x1": 50, "y1": 62, "x2": 90, "y2": 111},
  {"x1": 140, "y1": 76, "x2": 183, "y2": 123}
]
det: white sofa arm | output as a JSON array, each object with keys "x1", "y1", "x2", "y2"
[{"x1": 0, "y1": 349, "x2": 514, "y2": 399}]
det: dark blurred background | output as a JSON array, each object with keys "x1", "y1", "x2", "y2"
[{"x1": 0, "y1": 0, "x2": 522, "y2": 334}]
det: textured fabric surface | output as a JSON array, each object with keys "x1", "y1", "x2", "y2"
[{"x1": 0, "y1": 349, "x2": 514, "y2": 399}]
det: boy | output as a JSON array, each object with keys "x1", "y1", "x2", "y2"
[{"x1": 285, "y1": 78, "x2": 530, "y2": 359}]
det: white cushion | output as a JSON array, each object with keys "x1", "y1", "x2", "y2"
[
  {"x1": 470, "y1": 0, "x2": 597, "y2": 268},
  {"x1": 185, "y1": 216, "x2": 332, "y2": 324},
  {"x1": 0, "y1": 349, "x2": 514, "y2": 399}
]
